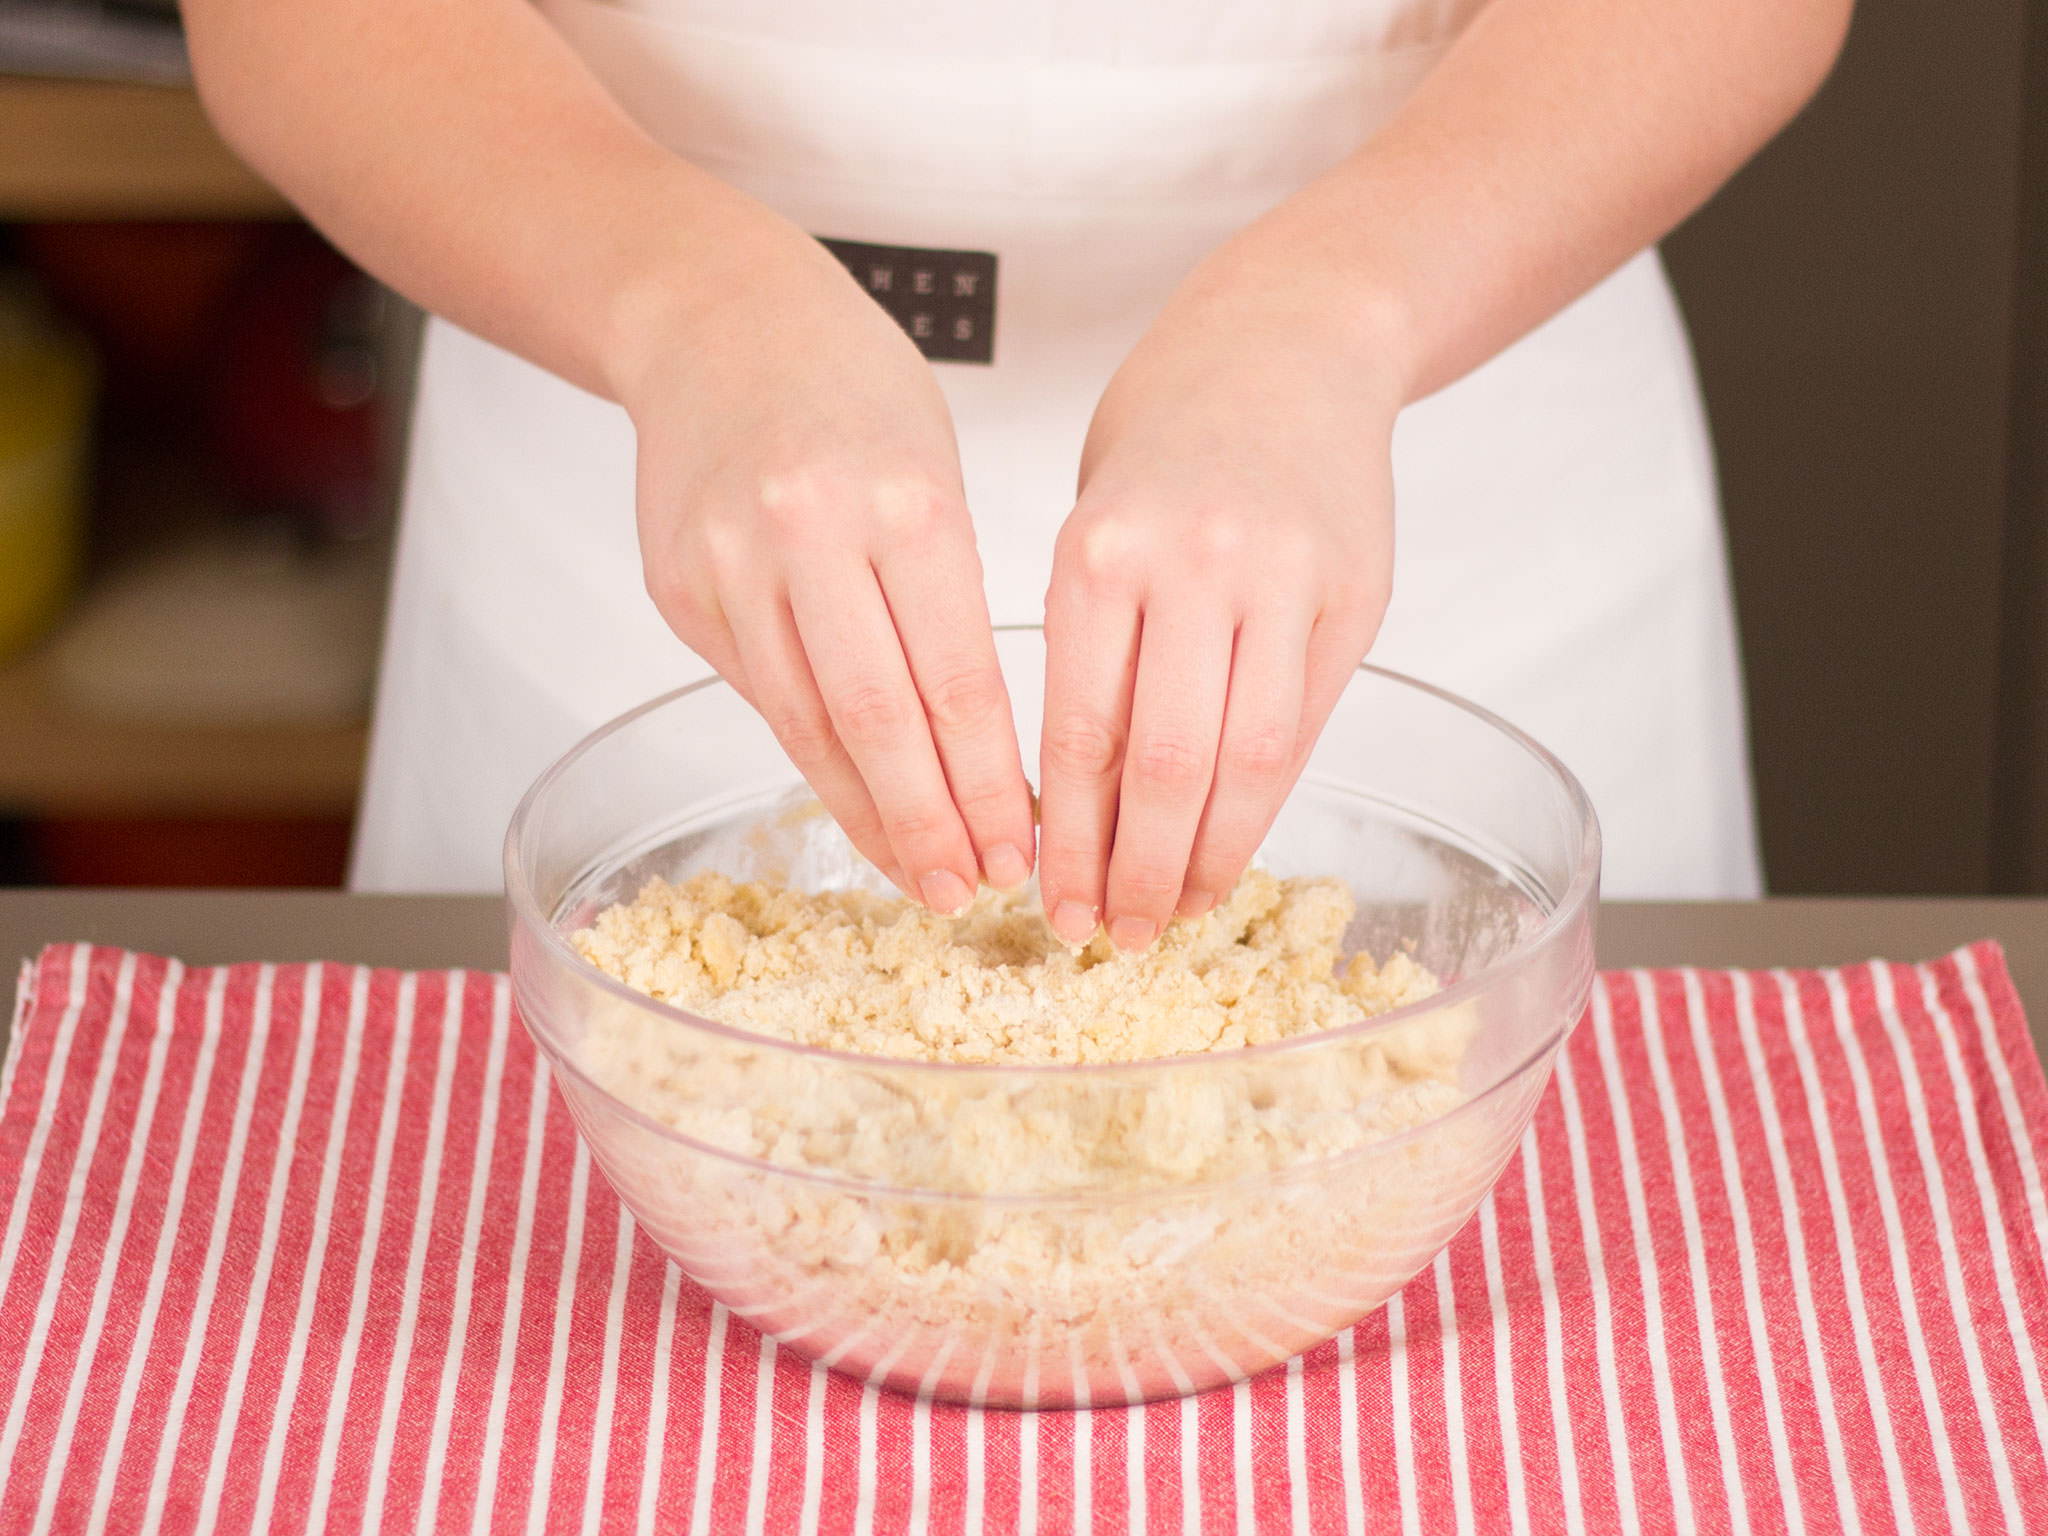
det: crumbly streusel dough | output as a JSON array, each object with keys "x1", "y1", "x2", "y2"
[
  {"x1": 571, "y1": 866, "x2": 1438, "y2": 1067},
  {"x1": 566, "y1": 865, "x2": 1493, "y2": 1406}
]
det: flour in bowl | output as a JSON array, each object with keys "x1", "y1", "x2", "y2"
[
  {"x1": 562, "y1": 866, "x2": 1501, "y2": 1406},
  {"x1": 572, "y1": 866, "x2": 1439, "y2": 1067}
]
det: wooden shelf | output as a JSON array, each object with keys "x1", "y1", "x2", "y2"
[
  {"x1": 0, "y1": 76, "x2": 289, "y2": 218},
  {"x1": 0, "y1": 77, "x2": 368, "y2": 826},
  {"x1": 0, "y1": 659, "x2": 364, "y2": 817}
]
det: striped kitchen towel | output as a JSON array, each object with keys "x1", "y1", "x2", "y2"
[{"x1": 1, "y1": 942, "x2": 2045, "y2": 1534}]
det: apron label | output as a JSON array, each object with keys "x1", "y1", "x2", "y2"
[{"x1": 819, "y1": 238, "x2": 996, "y2": 365}]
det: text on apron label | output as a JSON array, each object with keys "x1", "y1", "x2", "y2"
[{"x1": 819, "y1": 238, "x2": 997, "y2": 365}]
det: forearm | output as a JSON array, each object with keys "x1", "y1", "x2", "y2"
[
  {"x1": 1220, "y1": 0, "x2": 1853, "y2": 404},
  {"x1": 183, "y1": 0, "x2": 788, "y2": 402}
]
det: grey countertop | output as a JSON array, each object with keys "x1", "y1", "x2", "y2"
[{"x1": 6, "y1": 890, "x2": 2047, "y2": 1064}]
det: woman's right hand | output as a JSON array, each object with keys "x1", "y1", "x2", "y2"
[{"x1": 617, "y1": 205, "x2": 1037, "y2": 912}]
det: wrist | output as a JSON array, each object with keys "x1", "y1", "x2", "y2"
[
  {"x1": 602, "y1": 258, "x2": 701, "y2": 413},
  {"x1": 1193, "y1": 203, "x2": 1421, "y2": 413},
  {"x1": 596, "y1": 171, "x2": 827, "y2": 413}
]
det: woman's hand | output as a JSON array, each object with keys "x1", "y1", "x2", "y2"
[
  {"x1": 1038, "y1": 235, "x2": 1402, "y2": 950},
  {"x1": 623, "y1": 208, "x2": 1037, "y2": 911},
  {"x1": 1029, "y1": 0, "x2": 1850, "y2": 952}
]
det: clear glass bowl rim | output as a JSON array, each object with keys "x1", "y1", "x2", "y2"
[{"x1": 503, "y1": 634, "x2": 1601, "y2": 1192}]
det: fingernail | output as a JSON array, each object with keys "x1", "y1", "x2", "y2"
[
  {"x1": 1176, "y1": 890, "x2": 1216, "y2": 918},
  {"x1": 920, "y1": 869, "x2": 973, "y2": 916},
  {"x1": 1051, "y1": 901, "x2": 1098, "y2": 946},
  {"x1": 1109, "y1": 915, "x2": 1157, "y2": 952},
  {"x1": 983, "y1": 843, "x2": 1031, "y2": 890}
]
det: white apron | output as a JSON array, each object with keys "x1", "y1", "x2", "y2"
[{"x1": 351, "y1": 0, "x2": 1763, "y2": 899}]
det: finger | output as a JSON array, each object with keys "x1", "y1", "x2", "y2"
[
  {"x1": 1180, "y1": 609, "x2": 1313, "y2": 910},
  {"x1": 872, "y1": 539, "x2": 1036, "y2": 891},
  {"x1": 657, "y1": 602, "x2": 754, "y2": 705},
  {"x1": 1297, "y1": 603, "x2": 1382, "y2": 750},
  {"x1": 642, "y1": 537, "x2": 754, "y2": 703},
  {"x1": 786, "y1": 563, "x2": 981, "y2": 913},
  {"x1": 1038, "y1": 575, "x2": 1140, "y2": 947},
  {"x1": 676, "y1": 615, "x2": 763, "y2": 720},
  {"x1": 1101, "y1": 600, "x2": 1232, "y2": 947},
  {"x1": 723, "y1": 583, "x2": 903, "y2": 887},
  {"x1": 1195, "y1": 604, "x2": 1381, "y2": 906}
]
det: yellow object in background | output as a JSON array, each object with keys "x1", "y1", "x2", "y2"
[{"x1": 0, "y1": 280, "x2": 96, "y2": 663}]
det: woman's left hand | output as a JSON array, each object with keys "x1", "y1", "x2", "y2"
[{"x1": 1038, "y1": 237, "x2": 1405, "y2": 950}]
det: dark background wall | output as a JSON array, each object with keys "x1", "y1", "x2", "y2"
[{"x1": 1662, "y1": 0, "x2": 2038, "y2": 892}]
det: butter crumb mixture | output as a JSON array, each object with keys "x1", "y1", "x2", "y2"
[{"x1": 572, "y1": 867, "x2": 1437, "y2": 1066}]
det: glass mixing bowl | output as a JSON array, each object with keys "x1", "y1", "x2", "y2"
[{"x1": 506, "y1": 627, "x2": 1598, "y2": 1408}]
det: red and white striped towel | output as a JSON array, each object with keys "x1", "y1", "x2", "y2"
[{"x1": 2, "y1": 941, "x2": 2046, "y2": 1534}]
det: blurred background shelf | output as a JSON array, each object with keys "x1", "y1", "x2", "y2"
[
  {"x1": 0, "y1": 77, "x2": 286, "y2": 218},
  {"x1": 0, "y1": 658, "x2": 364, "y2": 817},
  {"x1": 0, "y1": 74, "x2": 403, "y2": 883}
]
